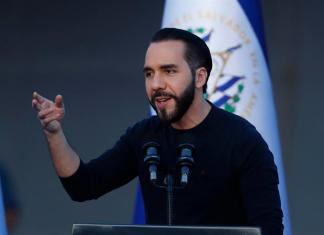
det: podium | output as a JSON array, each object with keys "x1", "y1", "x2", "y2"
[{"x1": 72, "y1": 224, "x2": 261, "y2": 235}]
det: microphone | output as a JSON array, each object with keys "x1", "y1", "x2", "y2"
[
  {"x1": 177, "y1": 143, "x2": 195, "y2": 185},
  {"x1": 143, "y1": 142, "x2": 160, "y2": 182}
]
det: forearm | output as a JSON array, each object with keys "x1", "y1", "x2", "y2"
[{"x1": 45, "y1": 129, "x2": 80, "y2": 178}]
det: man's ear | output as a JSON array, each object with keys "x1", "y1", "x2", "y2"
[{"x1": 195, "y1": 67, "x2": 208, "y2": 89}]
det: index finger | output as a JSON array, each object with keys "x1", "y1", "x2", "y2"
[
  {"x1": 33, "y1": 91, "x2": 46, "y2": 104},
  {"x1": 32, "y1": 98, "x2": 41, "y2": 111}
]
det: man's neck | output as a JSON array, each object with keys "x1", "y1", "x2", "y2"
[{"x1": 171, "y1": 97, "x2": 211, "y2": 130}]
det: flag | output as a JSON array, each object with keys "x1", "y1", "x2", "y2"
[
  {"x1": 134, "y1": 1, "x2": 291, "y2": 235},
  {"x1": 0, "y1": 180, "x2": 8, "y2": 235},
  {"x1": 132, "y1": 185, "x2": 145, "y2": 224}
]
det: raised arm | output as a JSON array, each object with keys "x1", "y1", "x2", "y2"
[{"x1": 32, "y1": 92, "x2": 80, "y2": 177}]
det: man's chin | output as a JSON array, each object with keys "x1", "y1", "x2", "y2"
[
  {"x1": 156, "y1": 109, "x2": 171, "y2": 122},
  {"x1": 157, "y1": 109, "x2": 183, "y2": 123}
]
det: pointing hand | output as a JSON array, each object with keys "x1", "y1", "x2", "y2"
[{"x1": 32, "y1": 92, "x2": 65, "y2": 133}]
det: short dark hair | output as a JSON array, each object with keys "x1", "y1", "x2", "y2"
[{"x1": 151, "y1": 28, "x2": 212, "y2": 93}]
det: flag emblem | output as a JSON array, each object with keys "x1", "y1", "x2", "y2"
[
  {"x1": 170, "y1": 11, "x2": 262, "y2": 119},
  {"x1": 188, "y1": 27, "x2": 245, "y2": 113}
]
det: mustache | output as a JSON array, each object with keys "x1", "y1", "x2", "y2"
[{"x1": 151, "y1": 91, "x2": 177, "y2": 101}]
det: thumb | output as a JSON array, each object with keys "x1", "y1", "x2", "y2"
[{"x1": 55, "y1": 94, "x2": 64, "y2": 108}]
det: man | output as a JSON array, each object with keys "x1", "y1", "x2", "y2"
[{"x1": 32, "y1": 28, "x2": 283, "y2": 234}]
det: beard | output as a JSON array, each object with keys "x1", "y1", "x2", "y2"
[{"x1": 149, "y1": 78, "x2": 195, "y2": 123}]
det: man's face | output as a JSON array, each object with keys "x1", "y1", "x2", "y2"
[{"x1": 143, "y1": 40, "x2": 195, "y2": 123}]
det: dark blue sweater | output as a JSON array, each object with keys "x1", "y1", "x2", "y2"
[{"x1": 60, "y1": 104, "x2": 283, "y2": 235}]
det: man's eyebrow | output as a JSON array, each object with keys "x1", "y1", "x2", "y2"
[
  {"x1": 143, "y1": 66, "x2": 152, "y2": 73},
  {"x1": 143, "y1": 64, "x2": 178, "y2": 73},
  {"x1": 160, "y1": 64, "x2": 178, "y2": 70}
]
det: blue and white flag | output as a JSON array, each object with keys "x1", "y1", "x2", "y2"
[
  {"x1": 0, "y1": 180, "x2": 8, "y2": 235},
  {"x1": 133, "y1": 185, "x2": 145, "y2": 224},
  {"x1": 134, "y1": 1, "x2": 291, "y2": 234}
]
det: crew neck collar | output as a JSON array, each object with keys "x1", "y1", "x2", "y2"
[{"x1": 169, "y1": 100, "x2": 215, "y2": 133}]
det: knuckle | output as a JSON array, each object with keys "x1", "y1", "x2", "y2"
[{"x1": 38, "y1": 113, "x2": 43, "y2": 119}]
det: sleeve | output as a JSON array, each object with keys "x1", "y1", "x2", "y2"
[
  {"x1": 59, "y1": 128, "x2": 138, "y2": 202},
  {"x1": 236, "y1": 125, "x2": 284, "y2": 235}
]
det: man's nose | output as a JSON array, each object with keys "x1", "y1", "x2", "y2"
[{"x1": 151, "y1": 73, "x2": 166, "y2": 90}]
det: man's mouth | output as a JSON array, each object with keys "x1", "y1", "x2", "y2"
[{"x1": 155, "y1": 96, "x2": 172, "y2": 110}]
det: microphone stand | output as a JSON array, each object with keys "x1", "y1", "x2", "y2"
[
  {"x1": 150, "y1": 173, "x2": 188, "y2": 225},
  {"x1": 166, "y1": 174, "x2": 174, "y2": 226}
]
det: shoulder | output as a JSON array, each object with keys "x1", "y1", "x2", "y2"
[
  {"x1": 208, "y1": 103, "x2": 256, "y2": 135},
  {"x1": 123, "y1": 115, "x2": 164, "y2": 141},
  {"x1": 115, "y1": 115, "x2": 166, "y2": 155},
  {"x1": 208, "y1": 105, "x2": 276, "y2": 170},
  {"x1": 207, "y1": 103, "x2": 269, "y2": 158},
  {"x1": 128, "y1": 115, "x2": 161, "y2": 133}
]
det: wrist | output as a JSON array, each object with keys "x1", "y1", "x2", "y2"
[{"x1": 43, "y1": 125, "x2": 63, "y2": 138}]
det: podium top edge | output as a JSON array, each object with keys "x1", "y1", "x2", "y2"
[{"x1": 72, "y1": 224, "x2": 261, "y2": 231}]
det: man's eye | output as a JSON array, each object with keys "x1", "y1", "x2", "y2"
[
  {"x1": 145, "y1": 71, "x2": 153, "y2": 78},
  {"x1": 166, "y1": 69, "x2": 176, "y2": 74}
]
